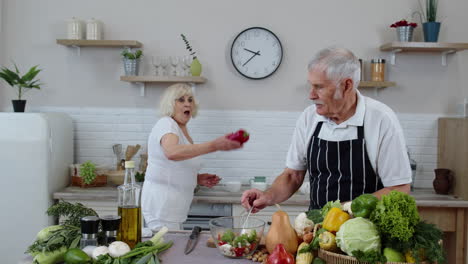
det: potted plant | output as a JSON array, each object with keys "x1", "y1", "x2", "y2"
[
  {"x1": 181, "y1": 34, "x2": 202, "y2": 76},
  {"x1": 71, "y1": 161, "x2": 107, "y2": 188},
  {"x1": 121, "y1": 48, "x2": 143, "y2": 76},
  {"x1": 0, "y1": 64, "x2": 42, "y2": 112},
  {"x1": 390, "y1": 19, "x2": 418, "y2": 42},
  {"x1": 415, "y1": 0, "x2": 440, "y2": 42}
]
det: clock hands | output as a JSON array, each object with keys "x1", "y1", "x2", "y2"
[
  {"x1": 242, "y1": 50, "x2": 261, "y2": 67},
  {"x1": 244, "y1": 48, "x2": 261, "y2": 56}
]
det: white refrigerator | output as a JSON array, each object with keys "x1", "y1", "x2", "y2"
[{"x1": 0, "y1": 112, "x2": 73, "y2": 264}]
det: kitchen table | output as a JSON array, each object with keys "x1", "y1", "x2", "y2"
[
  {"x1": 54, "y1": 186, "x2": 468, "y2": 264},
  {"x1": 20, "y1": 231, "x2": 255, "y2": 264}
]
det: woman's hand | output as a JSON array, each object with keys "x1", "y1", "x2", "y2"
[
  {"x1": 211, "y1": 134, "x2": 242, "y2": 151},
  {"x1": 197, "y1": 173, "x2": 221, "y2": 188}
]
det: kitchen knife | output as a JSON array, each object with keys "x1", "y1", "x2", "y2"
[{"x1": 184, "y1": 226, "x2": 202, "y2": 255}]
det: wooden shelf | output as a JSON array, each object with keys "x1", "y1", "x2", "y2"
[
  {"x1": 380, "y1": 42, "x2": 468, "y2": 52},
  {"x1": 379, "y1": 42, "x2": 468, "y2": 65},
  {"x1": 57, "y1": 39, "x2": 142, "y2": 48},
  {"x1": 120, "y1": 76, "x2": 207, "y2": 84},
  {"x1": 358, "y1": 81, "x2": 396, "y2": 88},
  {"x1": 120, "y1": 76, "x2": 207, "y2": 96}
]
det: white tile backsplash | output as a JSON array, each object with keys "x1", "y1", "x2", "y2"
[{"x1": 30, "y1": 107, "x2": 442, "y2": 189}]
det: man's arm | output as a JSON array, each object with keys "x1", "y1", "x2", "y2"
[
  {"x1": 372, "y1": 183, "x2": 410, "y2": 199},
  {"x1": 264, "y1": 168, "x2": 306, "y2": 205}
]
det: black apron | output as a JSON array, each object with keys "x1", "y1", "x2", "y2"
[{"x1": 307, "y1": 122, "x2": 383, "y2": 209}]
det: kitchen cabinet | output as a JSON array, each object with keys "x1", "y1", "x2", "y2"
[
  {"x1": 380, "y1": 42, "x2": 468, "y2": 65},
  {"x1": 438, "y1": 118, "x2": 468, "y2": 200}
]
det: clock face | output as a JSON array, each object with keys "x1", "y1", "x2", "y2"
[{"x1": 230, "y1": 27, "x2": 283, "y2": 79}]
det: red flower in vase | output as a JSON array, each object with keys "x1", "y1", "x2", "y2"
[{"x1": 390, "y1": 19, "x2": 417, "y2": 28}]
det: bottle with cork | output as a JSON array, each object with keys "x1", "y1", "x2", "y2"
[{"x1": 117, "y1": 160, "x2": 141, "y2": 248}]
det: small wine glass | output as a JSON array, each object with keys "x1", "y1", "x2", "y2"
[
  {"x1": 170, "y1": 56, "x2": 179, "y2": 76},
  {"x1": 151, "y1": 56, "x2": 161, "y2": 76},
  {"x1": 160, "y1": 56, "x2": 169, "y2": 76},
  {"x1": 183, "y1": 56, "x2": 193, "y2": 76}
]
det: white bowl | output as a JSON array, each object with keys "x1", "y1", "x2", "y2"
[
  {"x1": 250, "y1": 182, "x2": 268, "y2": 191},
  {"x1": 223, "y1": 181, "x2": 241, "y2": 192}
]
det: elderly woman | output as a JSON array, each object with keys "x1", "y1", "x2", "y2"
[{"x1": 142, "y1": 83, "x2": 242, "y2": 230}]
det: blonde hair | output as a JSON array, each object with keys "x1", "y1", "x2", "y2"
[{"x1": 159, "y1": 83, "x2": 199, "y2": 118}]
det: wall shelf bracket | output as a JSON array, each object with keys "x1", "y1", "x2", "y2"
[
  {"x1": 71, "y1": 45, "x2": 81, "y2": 56},
  {"x1": 441, "y1": 50, "x2": 456, "y2": 66},
  {"x1": 136, "y1": 82, "x2": 145, "y2": 96},
  {"x1": 390, "y1": 49, "x2": 402, "y2": 65}
]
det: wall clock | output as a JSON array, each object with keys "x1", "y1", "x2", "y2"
[{"x1": 230, "y1": 27, "x2": 283, "y2": 80}]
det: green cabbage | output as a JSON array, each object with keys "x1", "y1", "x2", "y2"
[{"x1": 335, "y1": 217, "x2": 381, "y2": 256}]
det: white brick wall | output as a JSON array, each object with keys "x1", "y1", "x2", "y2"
[{"x1": 34, "y1": 107, "x2": 441, "y2": 189}]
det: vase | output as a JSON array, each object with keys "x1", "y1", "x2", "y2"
[
  {"x1": 12, "y1": 100, "x2": 26, "y2": 112},
  {"x1": 190, "y1": 58, "x2": 202, "y2": 76},
  {"x1": 123, "y1": 58, "x2": 140, "y2": 76},
  {"x1": 423, "y1": 22, "x2": 441, "y2": 42},
  {"x1": 433, "y1": 168, "x2": 454, "y2": 195},
  {"x1": 396, "y1": 26, "x2": 414, "y2": 42}
]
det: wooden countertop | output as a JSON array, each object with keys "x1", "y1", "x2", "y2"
[{"x1": 53, "y1": 185, "x2": 468, "y2": 207}]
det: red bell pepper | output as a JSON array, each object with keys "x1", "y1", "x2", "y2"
[{"x1": 227, "y1": 129, "x2": 250, "y2": 144}]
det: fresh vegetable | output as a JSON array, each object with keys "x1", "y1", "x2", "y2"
[
  {"x1": 108, "y1": 241, "x2": 131, "y2": 257},
  {"x1": 335, "y1": 217, "x2": 381, "y2": 256},
  {"x1": 306, "y1": 209, "x2": 323, "y2": 224},
  {"x1": 27, "y1": 225, "x2": 81, "y2": 258},
  {"x1": 92, "y1": 246, "x2": 109, "y2": 260},
  {"x1": 352, "y1": 250, "x2": 387, "y2": 264},
  {"x1": 322, "y1": 207, "x2": 350, "y2": 232},
  {"x1": 82, "y1": 245, "x2": 97, "y2": 258},
  {"x1": 351, "y1": 194, "x2": 378, "y2": 218},
  {"x1": 31, "y1": 246, "x2": 67, "y2": 264},
  {"x1": 94, "y1": 226, "x2": 173, "y2": 264},
  {"x1": 370, "y1": 191, "x2": 419, "y2": 242},
  {"x1": 296, "y1": 242, "x2": 314, "y2": 264},
  {"x1": 385, "y1": 220, "x2": 444, "y2": 264},
  {"x1": 266, "y1": 210, "x2": 298, "y2": 254},
  {"x1": 341, "y1": 201, "x2": 353, "y2": 216},
  {"x1": 46, "y1": 200, "x2": 98, "y2": 227},
  {"x1": 318, "y1": 231, "x2": 337, "y2": 252},
  {"x1": 320, "y1": 200, "x2": 341, "y2": 218},
  {"x1": 227, "y1": 129, "x2": 250, "y2": 144},
  {"x1": 311, "y1": 257, "x2": 326, "y2": 264},
  {"x1": 294, "y1": 212, "x2": 314, "y2": 238},
  {"x1": 383, "y1": 247, "x2": 405, "y2": 262},
  {"x1": 216, "y1": 229, "x2": 258, "y2": 257},
  {"x1": 267, "y1": 244, "x2": 295, "y2": 264},
  {"x1": 308, "y1": 228, "x2": 326, "y2": 251},
  {"x1": 64, "y1": 248, "x2": 92, "y2": 264}
]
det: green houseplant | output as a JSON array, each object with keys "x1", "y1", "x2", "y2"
[
  {"x1": 0, "y1": 64, "x2": 42, "y2": 112},
  {"x1": 181, "y1": 34, "x2": 202, "y2": 76},
  {"x1": 79, "y1": 161, "x2": 97, "y2": 185},
  {"x1": 121, "y1": 49, "x2": 143, "y2": 76},
  {"x1": 415, "y1": 0, "x2": 440, "y2": 42}
]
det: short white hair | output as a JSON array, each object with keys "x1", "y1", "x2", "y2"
[
  {"x1": 159, "y1": 83, "x2": 199, "y2": 118},
  {"x1": 307, "y1": 47, "x2": 361, "y2": 89}
]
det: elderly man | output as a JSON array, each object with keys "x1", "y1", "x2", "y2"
[{"x1": 241, "y1": 47, "x2": 412, "y2": 211}]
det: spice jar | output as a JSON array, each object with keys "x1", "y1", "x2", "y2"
[
  {"x1": 358, "y1": 59, "x2": 364, "y2": 81},
  {"x1": 371, "y1": 59, "x2": 385, "y2": 82}
]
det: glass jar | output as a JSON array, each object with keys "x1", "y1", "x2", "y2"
[
  {"x1": 358, "y1": 59, "x2": 364, "y2": 81},
  {"x1": 371, "y1": 59, "x2": 385, "y2": 82}
]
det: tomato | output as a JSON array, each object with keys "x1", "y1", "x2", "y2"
[
  {"x1": 234, "y1": 247, "x2": 246, "y2": 257},
  {"x1": 64, "y1": 248, "x2": 91, "y2": 264}
]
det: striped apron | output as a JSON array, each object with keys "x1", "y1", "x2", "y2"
[{"x1": 307, "y1": 122, "x2": 383, "y2": 209}]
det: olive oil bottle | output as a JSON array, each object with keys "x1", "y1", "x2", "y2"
[{"x1": 117, "y1": 161, "x2": 141, "y2": 248}]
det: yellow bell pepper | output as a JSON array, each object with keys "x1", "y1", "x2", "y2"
[{"x1": 322, "y1": 207, "x2": 350, "y2": 232}]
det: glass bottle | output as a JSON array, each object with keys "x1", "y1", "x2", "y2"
[
  {"x1": 371, "y1": 59, "x2": 385, "y2": 82},
  {"x1": 117, "y1": 161, "x2": 141, "y2": 248},
  {"x1": 80, "y1": 216, "x2": 100, "y2": 249}
]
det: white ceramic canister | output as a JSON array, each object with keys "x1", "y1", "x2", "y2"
[
  {"x1": 86, "y1": 18, "x2": 103, "y2": 40},
  {"x1": 67, "y1": 17, "x2": 84, "y2": 39}
]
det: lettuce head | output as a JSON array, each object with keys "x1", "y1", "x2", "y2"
[{"x1": 336, "y1": 217, "x2": 381, "y2": 256}]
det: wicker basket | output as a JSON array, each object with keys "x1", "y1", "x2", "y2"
[
  {"x1": 71, "y1": 174, "x2": 107, "y2": 188},
  {"x1": 318, "y1": 249, "x2": 428, "y2": 264}
]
